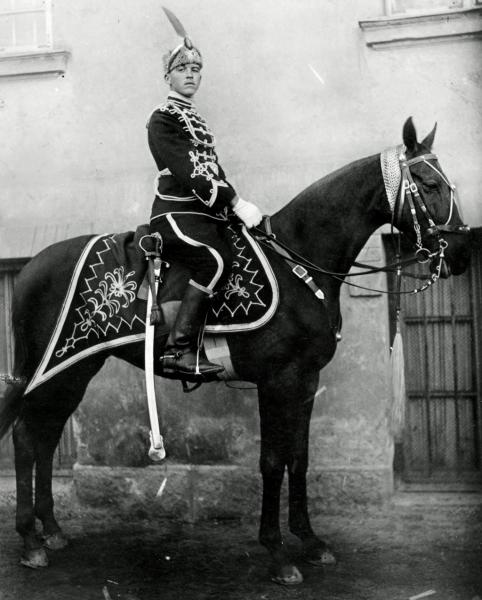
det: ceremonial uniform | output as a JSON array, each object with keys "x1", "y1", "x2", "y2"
[
  {"x1": 149, "y1": 7, "x2": 262, "y2": 380},
  {"x1": 148, "y1": 92, "x2": 236, "y2": 293}
]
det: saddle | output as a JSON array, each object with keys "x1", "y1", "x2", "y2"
[
  {"x1": 137, "y1": 223, "x2": 279, "y2": 333},
  {"x1": 26, "y1": 224, "x2": 278, "y2": 393}
]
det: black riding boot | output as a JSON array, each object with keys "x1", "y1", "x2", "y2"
[{"x1": 160, "y1": 284, "x2": 224, "y2": 379}]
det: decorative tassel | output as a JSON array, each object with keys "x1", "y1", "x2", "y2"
[
  {"x1": 390, "y1": 322, "x2": 406, "y2": 441},
  {"x1": 150, "y1": 302, "x2": 162, "y2": 326}
]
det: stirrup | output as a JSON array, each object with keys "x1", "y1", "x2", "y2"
[
  {"x1": 160, "y1": 352, "x2": 223, "y2": 382},
  {"x1": 159, "y1": 367, "x2": 221, "y2": 384}
]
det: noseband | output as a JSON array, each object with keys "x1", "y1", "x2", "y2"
[{"x1": 382, "y1": 146, "x2": 470, "y2": 280}]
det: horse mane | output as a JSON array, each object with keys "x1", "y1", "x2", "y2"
[
  {"x1": 282, "y1": 153, "x2": 382, "y2": 213},
  {"x1": 271, "y1": 153, "x2": 387, "y2": 250}
]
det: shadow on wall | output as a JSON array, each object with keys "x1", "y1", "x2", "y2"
[{"x1": 76, "y1": 357, "x2": 260, "y2": 467}]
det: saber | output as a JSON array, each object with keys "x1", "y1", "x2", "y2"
[{"x1": 145, "y1": 257, "x2": 166, "y2": 462}]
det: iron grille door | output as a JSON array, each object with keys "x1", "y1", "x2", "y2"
[{"x1": 399, "y1": 247, "x2": 481, "y2": 483}]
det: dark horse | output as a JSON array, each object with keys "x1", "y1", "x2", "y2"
[{"x1": 0, "y1": 119, "x2": 471, "y2": 584}]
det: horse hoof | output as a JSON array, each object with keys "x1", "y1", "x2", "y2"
[
  {"x1": 271, "y1": 565, "x2": 303, "y2": 586},
  {"x1": 20, "y1": 548, "x2": 49, "y2": 569},
  {"x1": 43, "y1": 532, "x2": 68, "y2": 550},
  {"x1": 304, "y1": 548, "x2": 337, "y2": 567}
]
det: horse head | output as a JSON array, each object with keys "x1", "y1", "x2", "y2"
[{"x1": 393, "y1": 117, "x2": 471, "y2": 277}]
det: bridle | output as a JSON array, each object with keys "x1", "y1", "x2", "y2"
[
  {"x1": 390, "y1": 149, "x2": 470, "y2": 289},
  {"x1": 393, "y1": 150, "x2": 469, "y2": 268},
  {"x1": 253, "y1": 146, "x2": 470, "y2": 297}
]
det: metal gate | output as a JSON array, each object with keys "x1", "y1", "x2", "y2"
[{"x1": 392, "y1": 232, "x2": 482, "y2": 484}]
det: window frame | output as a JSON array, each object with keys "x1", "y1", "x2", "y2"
[
  {"x1": 0, "y1": 0, "x2": 53, "y2": 54},
  {"x1": 359, "y1": 1, "x2": 482, "y2": 49},
  {"x1": 383, "y1": 0, "x2": 475, "y2": 16}
]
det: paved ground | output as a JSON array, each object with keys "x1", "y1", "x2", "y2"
[{"x1": 0, "y1": 478, "x2": 481, "y2": 600}]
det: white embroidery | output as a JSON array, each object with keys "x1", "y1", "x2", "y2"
[
  {"x1": 189, "y1": 148, "x2": 219, "y2": 179},
  {"x1": 161, "y1": 101, "x2": 216, "y2": 148},
  {"x1": 224, "y1": 274, "x2": 250, "y2": 299},
  {"x1": 55, "y1": 266, "x2": 137, "y2": 358},
  {"x1": 154, "y1": 100, "x2": 230, "y2": 206}
]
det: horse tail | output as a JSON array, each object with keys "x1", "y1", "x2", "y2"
[{"x1": 0, "y1": 296, "x2": 28, "y2": 441}]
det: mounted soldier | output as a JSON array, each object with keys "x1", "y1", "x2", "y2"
[{"x1": 147, "y1": 7, "x2": 263, "y2": 381}]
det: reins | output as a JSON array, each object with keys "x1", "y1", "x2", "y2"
[
  {"x1": 254, "y1": 227, "x2": 444, "y2": 297},
  {"x1": 254, "y1": 222, "x2": 425, "y2": 279},
  {"x1": 253, "y1": 148, "x2": 470, "y2": 299}
]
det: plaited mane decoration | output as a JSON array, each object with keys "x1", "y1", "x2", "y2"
[{"x1": 380, "y1": 144, "x2": 405, "y2": 214}]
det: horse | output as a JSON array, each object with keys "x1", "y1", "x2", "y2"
[{"x1": 0, "y1": 118, "x2": 471, "y2": 585}]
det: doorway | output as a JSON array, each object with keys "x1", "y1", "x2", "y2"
[{"x1": 386, "y1": 230, "x2": 482, "y2": 485}]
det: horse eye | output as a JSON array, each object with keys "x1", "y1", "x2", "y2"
[{"x1": 422, "y1": 180, "x2": 439, "y2": 191}]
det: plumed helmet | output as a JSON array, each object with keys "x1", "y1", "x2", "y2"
[{"x1": 162, "y1": 7, "x2": 202, "y2": 74}]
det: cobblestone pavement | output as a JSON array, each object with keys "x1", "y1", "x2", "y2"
[{"x1": 0, "y1": 479, "x2": 481, "y2": 600}]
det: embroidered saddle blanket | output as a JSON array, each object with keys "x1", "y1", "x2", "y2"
[{"x1": 26, "y1": 224, "x2": 278, "y2": 393}]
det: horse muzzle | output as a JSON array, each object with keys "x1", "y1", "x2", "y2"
[{"x1": 425, "y1": 223, "x2": 471, "y2": 278}]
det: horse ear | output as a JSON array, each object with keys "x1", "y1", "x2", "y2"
[
  {"x1": 421, "y1": 122, "x2": 437, "y2": 150},
  {"x1": 402, "y1": 117, "x2": 418, "y2": 153}
]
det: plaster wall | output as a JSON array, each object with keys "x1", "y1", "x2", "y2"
[
  {"x1": 1, "y1": 0, "x2": 480, "y2": 510},
  {"x1": 1, "y1": 0, "x2": 480, "y2": 228}
]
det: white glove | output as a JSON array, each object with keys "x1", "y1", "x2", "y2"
[{"x1": 232, "y1": 198, "x2": 263, "y2": 229}]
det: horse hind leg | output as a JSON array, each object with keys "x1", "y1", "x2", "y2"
[
  {"x1": 13, "y1": 414, "x2": 48, "y2": 568},
  {"x1": 14, "y1": 402, "x2": 70, "y2": 567},
  {"x1": 34, "y1": 413, "x2": 72, "y2": 552},
  {"x1": 16, "y1": 361, "x2": 104, "y2": 567},
  {"x1": 34, "y1": 363, "x2": 104, "y2": 551}
]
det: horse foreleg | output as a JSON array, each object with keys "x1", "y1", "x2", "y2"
[
  {"x1": 257, "y1": 375, "x2": 303, "y2": 585},
  {"x1": 287, "y1": 389, "x2": 336, "y2": 566},
  {"x1": 13, "y1": 416, "x2": 49, "y2": 568}
]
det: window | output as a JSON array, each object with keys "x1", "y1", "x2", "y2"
[
  {"x1": 0, "y1": 0, "x2": 52, "y2": 53},
  {"x1": 385, "y1": 0, "x2": 476, "y2": 14},
  {"x1": 360, "y1": 0, "x2": 482, "y2": 48}
]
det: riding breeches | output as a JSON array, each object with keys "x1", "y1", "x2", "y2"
[{"x1": 149, "y1": 213, "x2": 233, "y2": 293}]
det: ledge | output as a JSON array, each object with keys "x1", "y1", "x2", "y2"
[
  {"x1": 359, "y1": 7, "x2": 482, "y2": 48},
  {"x1": 0, "y1": 49, "x2": 70, "y2": 78}
]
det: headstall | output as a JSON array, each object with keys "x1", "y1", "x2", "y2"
[{"x1": 392, "y1": 149, "x2": 470, "y2": 287}]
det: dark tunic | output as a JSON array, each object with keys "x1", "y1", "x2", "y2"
[
  {"x1": 147, "y1": 92, "x2": 236, "y2": 292},
  {"x1": 148, "y1": 93, "x2": 237, "y2": 222}
]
